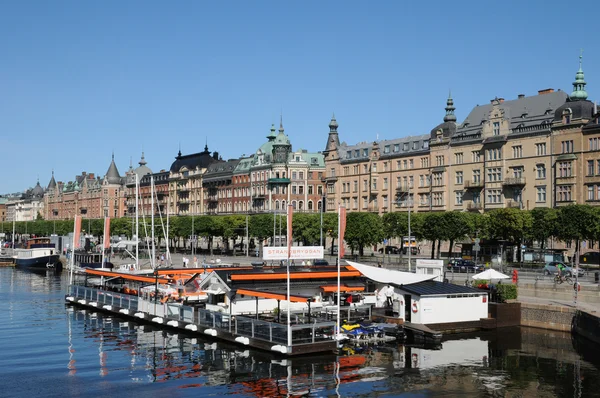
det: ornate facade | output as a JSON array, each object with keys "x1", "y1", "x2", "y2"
[{"x1": 323, "y1": 58, "x2": 599, "y2": 215}]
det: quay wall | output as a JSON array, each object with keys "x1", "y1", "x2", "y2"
[
  {"x1": 518, "y1": 302, "x2": 576, "y2": 332},
  {"x1": 518, "y1": 282, "x2": 600, "y2": 304}
]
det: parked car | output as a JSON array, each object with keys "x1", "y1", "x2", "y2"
[
  {"x1": 313, "y1": 259, "x2": 329, "y2": 266},
  {"x1": 447, "y1": 259, "x2": 484, "y2": 273},
  {"x1": 543, "y1": 262, "x2": 585, "y2": 277},
  {"x1": 378, "y1": 245, "x2": 399, "y2": 254}
]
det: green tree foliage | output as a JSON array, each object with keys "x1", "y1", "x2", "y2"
[
  {"x1": 487, "y1": 208, "x2": 533, "y2": 244},
  {"x1": 418, "y1": 213, "x2": 446, "y2": 259},
  {"x1": 439, "y1": 211, "x2": 475, "y2": 258},
  {"x1": 292, "y1": 213, "x2": 321, "y2": 246},
  {"x1": 344, "y1": 212, "x2": 384, "y2": 256},
  {"x1": 555, "y1": 204, "x2": 598, "y2": 255},
  {"x1": 381, "y1": 212, "x2": 409, "y2": 241},
  {"x1": 526, "y1": 207, "x2": 557, "y2": 248}
]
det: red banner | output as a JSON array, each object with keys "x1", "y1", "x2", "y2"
[
  {"x1": 287, "y1": 204, "x2": 293, "y2": 259},
  {"x1": 339, "y1": 207, "x2": 346, "y2": 258},
  {"x1": 103, "y1": 217, "x2": 111, "y2": 249},
  {"x1": 73, "y1": 216, "x2": 82, "y2": 249}
]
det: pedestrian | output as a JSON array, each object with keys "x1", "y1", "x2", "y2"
[
  {"x1": 160, "y1": 254, "x2": 165, "y2": 266},
  {"x1": 386, "y1": 285, "x2": 394, "y2": 307},
  {"x1": 193, "y1": 256, "x2": 198, "y2": 268}
]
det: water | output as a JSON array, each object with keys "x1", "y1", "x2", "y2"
[{"x1": 1, "y1": 268, "x2": 600, "y2": 398}]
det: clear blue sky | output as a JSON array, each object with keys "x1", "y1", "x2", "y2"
[{"x1": 1, "y1": 0, "x2": 599, "y2": 193}]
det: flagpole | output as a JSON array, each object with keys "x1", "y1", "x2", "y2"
[
  {"x1": 135, "y1": 174, "x2": 139, "y2": 268},
  {"x1": 336, "y1": 205, "x2": 341, "y2": 340},
  {"x1": 287, "y1": 204, "x2": 293, "y2": 350}
]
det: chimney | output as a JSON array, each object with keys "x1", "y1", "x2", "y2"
[
  {"x1": 518, "y1": 94, "x2": 525, "y2": 99},
  {"x1": 538, "y1": 88, "x2": 554, "y2": 95},
  {"x1": 498, "y1": 97, "x2": 504, "y2": 103},
  {"x1": 89, "y1": 173, "x2": 94, "y2": 179},
  {"x1": 213, "y1": 151, "x2": 219, "y2": 160}
]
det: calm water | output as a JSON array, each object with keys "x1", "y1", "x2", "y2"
[{"x1": 1, "y1": 268, "x2": 600, "y2": 398}]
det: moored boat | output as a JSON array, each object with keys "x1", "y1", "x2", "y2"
[{"x1": 15, "y1": 237, "x2": 61, "y2": 272}]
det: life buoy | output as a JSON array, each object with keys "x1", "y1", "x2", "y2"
[
  {"x1": 412, "y1": 302, "x2": 418, "y2": 313},
  {"x1": 574, "y1": 282, "x2": 581, "y2": 292}
]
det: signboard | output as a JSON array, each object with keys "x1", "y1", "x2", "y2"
[
  {"x1": 263, "y1": 246, "x2": 324, "y2": 260},
  {"x1": 415, "y1": 259, "x2": 444, "y2": 282},
  {"x1": 474, "y1": 243, "x2": 480, "y2": 252}
]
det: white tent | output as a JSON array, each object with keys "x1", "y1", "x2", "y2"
[
  {"x1": 345, "y1": 260, "x2": 437, "y2": 286},
  {"x1": 471, "y1": 268, "x2": 510, "y2": 280}
]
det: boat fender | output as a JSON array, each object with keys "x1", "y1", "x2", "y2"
[{"x1": 412, "y1": 302, "x2": 418, "y2": 313}]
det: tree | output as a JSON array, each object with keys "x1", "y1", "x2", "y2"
[
  {"x1": 487, "y1": 208, "x2": 533, "y2": 263},
  {"x1": 555, "y1": 205, "x2": 598, "y2": 261},
  {"x1": 440, "y1": 211, "x2": 474, "y2": 259},
  {"x1": 292, "y1": 213, "x2": 321, "y2": 246},
  {"x1": 249, "y1": 214, "x2": 275, "y2": 256},
  {"x1": 344, "y1": 212, "x2": 384, "y2": 256},
  {"x1": 418, "y1": 213, "x2": 446, "y2": 259},
  {"x1": 526, "y1": 208, "x2": 557, "y2": 248},
  {"x1": 381, "y1": 212, "x2": 409, "y2": 243}
]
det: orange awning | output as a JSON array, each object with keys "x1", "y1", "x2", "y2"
[
  {"x1": 236, "y1": 288, "x2": 312, "y2": 303},
  {"x1": 321, "y1": 285, "x2": 365, "y2": 293},
  {"x1": 231, "y1": 270, "x2": 361, "y2": 281},
  {"x1": 85, "y1": 269, "x2": 170, "y2": 284},
  {"x1": 154, "y1": 266, "x2": 253, "y2": 276}
]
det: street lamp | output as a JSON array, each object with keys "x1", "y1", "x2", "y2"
[{"x1": 396, "y1": 183, "x2": 413, "y2": 271}]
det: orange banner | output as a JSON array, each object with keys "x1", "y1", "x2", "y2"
[
  {"x1": 103, "y1": 217, "x2": 111, "y2": 249},
  {"x1": 73, "y1": 216, "x2": 82, "y2": 249},
  {"x1": 287, "y1": 204, "x2": 293, "y2": 259},
  {"x1": 339, "y1": 207, "x2": 346, "y2": 258}
]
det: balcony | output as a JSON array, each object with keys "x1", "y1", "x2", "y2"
[
  {"x1": 206, "y1": 197, "x2": 218, "y2": 203},
  {"x1": 505, "y1": 200, "x2": 522, "y2": 209},
  {"x1": 467, "y1": 202, "x2": 482, "y2": 211},
  {"x1": 464, "y1": 180, "x2": 484, "y2": 189},
  {"x1": 252, "y1": 193, "x2": 265, "y2": 200},
  {"x1": 367, "y1": 204, "x2": 379, "y2": 213},
  {"x1": 396, "y1": 184, "x2": 411, "y2": 193},
  {"x1": 323, "y1": 175, "x2": 338, "y2": 183},
  {"x1": 503, "y1": 177, "x2": 526, "y2": 186}
]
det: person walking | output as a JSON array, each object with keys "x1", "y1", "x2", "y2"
[{"x1": 193, "y1": 256, "x2": 198, "y2": 268}]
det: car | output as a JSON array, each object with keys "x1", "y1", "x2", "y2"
[
  {"x1": 447, "y1": 259, "x2": 484, "y2": 273},
  {"x1": 313, "y1": 259, "x2": 329, "y2": 266},
  {"x1": 378, "y1": 245, "x2": 399, "y2": 254},
  {"x1": 543, "y1": 262, "x2": 585, "y2": 278},
  {"x1": 580, "y1": 252, "x2": 600, "y2": 265}
]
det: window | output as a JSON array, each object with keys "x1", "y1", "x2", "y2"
[
  {"x1": 561, "y1": 140, "x2": 574, "y2": 154},
  {"x1": 589, "y1": 137, "x2": 599, "y2": 151},
  {"x1": 308, "y1": 185, "x2": 313, "y2": 195},
  {"x1": 372, "y1": 178, "x2": 377, "y2": 190},
  {"x1": 597, "y1": 160, "x2": 600, "y2": 175},
  {"x1": 486, "y1": 148, "x2": 502, "y2": 160},
  {"x1": 419, "y1": 175, "x2": 424, "y2": 187},
  {"x1": 372, "y1": 163, "x2": 377, "y2": 172},
  {"x1": 563, "y1": 108, "x2": 572, "y2": 124},
  {"x1": 403, "y1": 160, "x2": 408, "y2": 169},
  {"x1": 343, "y1": 166, "x2": 349, "y2": 176},
  {"x1": 362, "y1": 197, "x2": 367, "y2": 209},
  {"x1": 433, "y1": 172, "x2": 443, "y2": 186},
  {"x1": 435, "y1": 155, "x2": 444, "y2": 166},
  {"x1": 346, "y1": 151, "x2": 352, "y2": 159},
  {"x1": 455, "y1": 152, "x2": 464, "y2": 164},
  {"x1": 558, "y1": 162, "x2": 572, "y2": 178},
  {"x1": 412, "y1": 141, "x2": 418, "y2": 150},
  {"x1": 486, "y1": 189, "x2": 502, "y2": 203},
  {"x1": 384, "y1": 145, "x2": 390, "y2": 154},
  {"x1": 512, "y1": 167, "x2": 523, "y2": 178},
  {"x1": 354, "y1": 150, "x2": 359, "y2": 157},
  {"x1": 394, "y1": 144, "x2": 400, "y2": 152},
  {"x1": 536, "y1": 164, "x2": 546, "y2": 179},
  {"x1": 383, "y1": 162, "x2": 388, "y2": 171},
  {"x1": 363, "y1": 164, "x2": 368, "y2": 173},
  {"x1": 409, "y1": 176, "x2": 414, "y2": 188},
  {"x1": 363, "y1": 179, "x2": 368, "y2": 191},
  {"x1": 534, "y1": 143, "x2": 546, "y2": 156},
  {"x1": 396, "y1": 160, "x2": 402, "y2": 170},
  {"x1": 486, "y1": 167, "x2": 502, "y2": 182},
  {"x1": 299, "y1": 171, "x2": 304, "y2": 179},
  {"x1": 512, "y1": 145, "x2": 522, "y2": 159},
  {"x1": 329, "y1": 168, "x2": 335, "y2": 177},
  {"x1": 298, "y1": 185, "x2": 304, "y2": 195},
  {"x1": 455, "y1": 171, "x2": 463, "y2": 184},
  {"x1": 403, "y1": 143, "x2": 409, "y2": 151},
  {"x1": 420, "y1": 157, "x2": 429, "y2": 168},
  {"x1": 558, "y1": 185, "x2": 572, "y2": 202},
  {"x1": 473, "y1": 169, "x2": 481, "y2": 183},
  {"x1": 455, "y1": 191, "x2": 463, "y2": 205},
  {"x1": 383, "y1": 178, "x2": 388, "y2": 190},
  {"x1": 383, "y1": 195, "x2": 388, "y2": 208},
  {"x1": 353, "y1": 180, "x2": 358, "y2": 192},
  {"x1": 432, "y1": 192, "x2": 444, "y2": 206},
  {"x1": 588, "y1": 185, "x2": 595, "y2": 201},
  {"x1": 423, "y1": 141, "x2": 429, "y2": 149},
  {"x1": 493, "y1": 121, "x2": 500, "y2": 135},
  {"x1": 589, "y1": 160, "x2": 595, "y2": 176},
  {"x1": 409, "y1": 159, "x2": 414, "y2": 169},
  {"x1": 363, "y1": 149, "x2": 368, "y2": 157},
  {"x1": 472, "y1": 151, "x2": 481, "y2": 162}
]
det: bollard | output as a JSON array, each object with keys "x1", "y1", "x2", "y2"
[{"x1": 595, "y1": 272, "x2": 599, "y2": 283}]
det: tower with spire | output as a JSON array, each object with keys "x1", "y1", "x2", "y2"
[
  {"x1": 429, "y1": 93, "x2": 458, "y2": 142},
  {"x1": 444, "y1": 91, "x2": 457, "y2": 122},
  {"x1": 570, "y1": 52, "x2": 588, "y2": 101},
  {"x1": 104, "y1": 152, "x2": 122, "y2": 185},
  {"x1": 323, "y1": 113, "x2": 340, "y2": 160}
]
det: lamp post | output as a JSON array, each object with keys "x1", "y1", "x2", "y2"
[{"x1": 396, "y1": 184, "x2": 413, "y2": 271}]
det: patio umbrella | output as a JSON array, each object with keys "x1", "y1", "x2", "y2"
[{"x1": 472, "y1": 268, "x2": 510, "y2": 280}]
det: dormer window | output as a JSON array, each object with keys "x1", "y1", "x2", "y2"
[
  {"x1": 493, "y1": 121, "x2": 500, "y2": 135},
  {"x1": 563, "y1": 108, "x2": 572, "y2": 125}
]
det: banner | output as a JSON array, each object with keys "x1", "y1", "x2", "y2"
[
  {"x1": 287, "y1": 204, "x2": 293, "y2": 258},
  {"x1": 339, "y1": 206, "x2": 346, "y2": 258},
  {"x1": 73, "y1": 216, "x2": 82, "y2": 249},
  {"x1": 103, "y1": 217, "x2": 111, "y2": 249},
  {"x1": 263, "y1": 246, "x2": 324, "y2": 260}
]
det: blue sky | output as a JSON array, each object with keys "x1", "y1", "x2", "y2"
[{"x1": 1, "y1": 1, "x2": 599, "y2": 193}]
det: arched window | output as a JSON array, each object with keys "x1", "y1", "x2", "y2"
[
  {"x1": 317, "y1": 200, "x2": 322, "y2": 211},
  {"x1": 275, "y1": 200, "x2": 279, "y2": 210},
  {"x1": 563, "y1": 108, "x2": 572, "y2": 125},
  {"x1": 292, "y1": 201, "x2": 297, "y2": 210},
  {"x1": 298, "y1": 200, "x2": 304, "y2": 210},
  {"x1": 308, "y1": 200, "x2": 313, "y2": 210}
]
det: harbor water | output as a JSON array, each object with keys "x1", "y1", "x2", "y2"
[{"x1": 1, "y1": 267, "x2": 600, "y2": 397}]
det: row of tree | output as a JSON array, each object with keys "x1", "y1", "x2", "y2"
[{"x1": 0, "y1": 205, "x2": 596, "y2": 257}]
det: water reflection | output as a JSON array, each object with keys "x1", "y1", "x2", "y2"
[{"x1": 64, "y1": 306, "x2": 600, "y2": 397}]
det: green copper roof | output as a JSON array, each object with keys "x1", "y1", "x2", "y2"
[
  {"x1": 443, "y1": 90, "x2": 457, "y2": 122},
  {"x1": 570, "y1": 54, "x2": 588, "y2": 101}
]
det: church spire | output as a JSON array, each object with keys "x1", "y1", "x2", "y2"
[
  {"x1": 279, "y1": 113, "x2": 284, "y2": 134},
  {"x1": 570, "y1": 51, "x2": 588, "y2": 101},
  {"x1": 443, "y1": 90, "x2": 457, "y2": 122},
  {"x1": 324, "y1": 112, "x2": 341, "y2": 155}
]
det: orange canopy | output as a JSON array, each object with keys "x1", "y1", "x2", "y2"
[
  {"x1": 321, "y1": 285, "x2": 365, "y2": 293},
  {"x1": 236, "y1": 288, "x2": 313, "y2": 303},
  {"x1": 85, "y1": 269, "x2": 170, "y2": 284},
  {"x1": 231, "y1": 270, "x2": 361, "y2": 281}
]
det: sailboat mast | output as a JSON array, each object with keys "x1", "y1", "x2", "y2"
[
  {"x1": 135, "y1": 174, "x2": 139, "y2": 268},
  {"x1": 151, "y1": 176, "x2": 155, "y2": 269}
]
